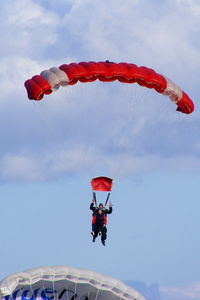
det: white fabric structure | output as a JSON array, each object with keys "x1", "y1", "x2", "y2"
[
  {"x1": 0, "y1": 266, "x2": 147, "y2": 300},
  {"x1": 40, "y1": 68, "x2": 69, "y2": 90},
  {"x1": 163, "y1": 77, "x2": 182, "y2": 103}
]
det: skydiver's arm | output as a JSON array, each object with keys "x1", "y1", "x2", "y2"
[
  {"x1": 106, "y1": 206, "x2": 113, "y2": 214},
  {"x1": 90, "y1": 202, "x2": 97, "y2": 213}
]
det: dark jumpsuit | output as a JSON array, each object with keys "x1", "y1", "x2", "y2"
[{"x1": 90, "y1": 203, "x2": 112, "y2": 242}]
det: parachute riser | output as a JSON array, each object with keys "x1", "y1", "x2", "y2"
[
  {"x1": 93, "y1": 192, "x2": 98, "y2": 208},
  {"x1": 93, "y1": 191, "x2": 111, "y2": 208},
  {"x1": 104, "y1": 192, "x2": 111, "y2": 207}
]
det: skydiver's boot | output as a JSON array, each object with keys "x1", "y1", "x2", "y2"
[{"x1": 102, "y1": 240, "x2": 105, "y2": 246}]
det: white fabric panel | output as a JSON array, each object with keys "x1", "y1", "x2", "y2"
[
  {"x1": 49, "y1": 67, "x2": 69, "y2": 86},
  {"x1": 163, "y1": 77, "x2": 182, "y2": 103},
  {"x1": 0, "y1": 266, "x2": 147, "y2": 300},
  {"x1": 40, "y1": 70, "x2": 60, "y2": 91}
]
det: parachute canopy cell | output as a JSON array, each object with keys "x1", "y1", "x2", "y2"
[
  {"x1": 24, "y1": 61, "x2": 194, "y2": 114},
  {"x1": 91, "y1": 176, "x2": 113, "y2": 191},
  {"x1": 0, "y1": 266, "x2": 147, "y2": 300}
]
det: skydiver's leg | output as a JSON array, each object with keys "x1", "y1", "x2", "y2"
[
  {"x1": 100, "y1": 225, "x2": 107, "y2": 246},
  {"x1": 94, "y1": 224, "x2": 100, "y2": 238},
  {"x1": 92, "y1": 224, "x2": 99, "y2": 242},
  {"x1": 101, "y1": 226, "x2": 107, "y2": 241},
  {"x1": 91, "y1": 224, "x2": 96, "y2": 242},
  {"x1": 92, "y1": 224, "x2": 96, "y2": 235}
]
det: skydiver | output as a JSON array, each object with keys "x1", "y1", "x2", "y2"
[{"x1": 90, "y1": 199, "x2": 113, "y2": 246}]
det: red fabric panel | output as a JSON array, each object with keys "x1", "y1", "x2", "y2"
[
  {"x1": 80, "y1": 61, "x2": 108, "y2": 76},
  {"x1": 24, "y1": 76, "x2": 52, "y2": 100},
  {"x1": 59, "y1": 64, "x2": 87, "y2": 83},
  {"x1": 24, "y1": 79, "x2": 43, "y2": 100},
  {"x1": 32, "y1": 75, "x2": 52, "y2": 95},
  {"x1": 91, "y1": 176, "x2": 113, "y2": 191},
  {"x1": 176, "y1": 92, "x2": 194, "y2": 114},
  {"x1": 60, "y1": 62, "x2": 168, "y2": 93}
]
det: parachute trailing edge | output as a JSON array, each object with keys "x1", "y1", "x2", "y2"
[{"x1": 24, "y1": 61, "x2": 194, "y2": 114}]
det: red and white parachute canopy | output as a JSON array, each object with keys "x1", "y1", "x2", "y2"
[
  {"x1": 24, "y1": 61, "x2": 194, "y2": 114},
  {"x1": 91, "y1": 176, "x2": 113, "y2": 192}
]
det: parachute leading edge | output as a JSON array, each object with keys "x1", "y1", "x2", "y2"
[{"x1": 24, "y1": 61, "x2": 194, "y2": 114}]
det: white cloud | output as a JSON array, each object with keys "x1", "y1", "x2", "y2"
[
  {"x1": 1, "y1": 143, "x2": 200, "y2": 181},
  {"x1": 58, "y1": 0, "x2": 200, "y2": 72},
  {"x1": 7, "y1": 0, "x2": 58, "y2": 25},
  {"x1": 175, "y1": 0, "x2": 200, "y2": 15},
  {"x1": 0, "y1": 0, "x2": 59, "y2": 59},
  {"x1": 0, "y1": 153, "x2": 43, "y2": 181},
  {"x1": 0, "y1": 145, "x2": 98, "y2": 181},
  {"x1": 0, "y1": 57, "x2": 40, "y2": 99},
  {"x1": 160, "y1": 282, "x2": 200, "y2": 300}
]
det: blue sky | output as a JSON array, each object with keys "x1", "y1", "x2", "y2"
[{"x1": 0, "y1": 0, "x2": 200, "y2": 299}]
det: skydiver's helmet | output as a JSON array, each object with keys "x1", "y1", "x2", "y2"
[{"x1": 98, "y1": 203, "x2": 104, "y2": 209}]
